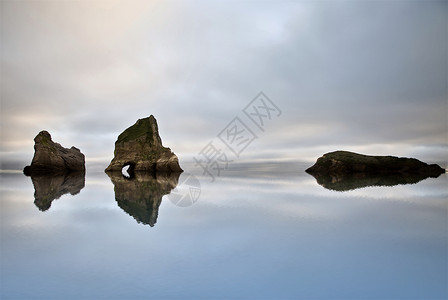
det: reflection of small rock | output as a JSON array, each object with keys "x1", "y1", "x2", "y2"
[
  {"x1": 29, "y1": 172, "x2": 85, "y2": 211},
  {"x1": 23, "y1": 131, "x2": 85, "y2": 176},
  {"x1": 105, "y1": 115, "x2": 182, "y2": 174},
  {"x1": 107, "y1": 172, "x2": 180, "y2": 227},
  {"x1": 306, "y1": 151, "x2": 445, "y2": 191}
]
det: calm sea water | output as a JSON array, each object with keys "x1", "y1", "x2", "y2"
[{"x1": 1, "y1": 161, "x2": 447, "y2": 300}]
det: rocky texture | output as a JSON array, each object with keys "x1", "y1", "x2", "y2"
[
  {"x1": 105, "y1": 116, "x2": 182, "y2": 174},
  {"x1": 306, "y1": 151, "x2": 445, "y2": 191},
  {"x1": 306, "y1": 151, "x2": 445, "y2": 175},
  {"x1": 29, "y1": 172, "x2": 85, "y2": 211},
  {"x1": 23, "y1": 131, "x2": 85, "y2": 176},
  {"x1": 107, "y1": 172, "x2": 180, "y2": 226}
]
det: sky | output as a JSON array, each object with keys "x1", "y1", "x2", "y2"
[{"x1": 1, "y1": 0, "x2": 447, "y2": 171}]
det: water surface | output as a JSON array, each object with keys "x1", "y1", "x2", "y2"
[{"x1": 1, "y1": 162, "x2": 447, "y2": 299}]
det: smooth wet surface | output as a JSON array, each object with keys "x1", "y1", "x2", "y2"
[{"x1": 1, "y1": 162, "x2": 447, "y2": 299}]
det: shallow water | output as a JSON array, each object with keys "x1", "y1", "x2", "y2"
[{"x1": 1, "y1": 162, "x2": 447, "y2": 300}]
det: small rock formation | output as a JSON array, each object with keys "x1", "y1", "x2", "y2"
[
  {"x1": 29, "y1": 172, "x2": 85, "y2": 211},
  {"x1": 23, "y1": 131, "x2": 85, "y2": 176},
  {"x1": 306, "y1": 151, "x2": 445, "y2": 191},
  {"x1": 107, "y1": 172, "x2": 180, "y2": 226},
  {"x1": 105, "y1": 115, "x2": 183, "y2": 174}
]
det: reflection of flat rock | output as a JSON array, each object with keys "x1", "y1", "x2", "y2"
[
  {"x1": 307, "y1": 171, "x2": 441, "y2": 191},
  {"x1": 107, "y1": 172, "x2": 180, "y2": 226},
  {"x1": 306, "y1": 151, "x2": 445, "y2": 191},
  {"x1": 29, "y1": 172, "x2": 85, "y2": 211}
]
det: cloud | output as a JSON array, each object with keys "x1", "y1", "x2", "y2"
[{"x1": 1, "y1": 0, "x2": 446, "y2": 169}]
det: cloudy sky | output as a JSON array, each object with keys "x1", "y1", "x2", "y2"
[{"x1": 1, "y1": 0, "x2": 447, "y2": 171}]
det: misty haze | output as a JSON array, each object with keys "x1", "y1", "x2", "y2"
[{"x1": 1, "y1": 1, "x2": 447, "y2": 300}]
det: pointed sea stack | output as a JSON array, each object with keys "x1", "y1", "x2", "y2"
[
  {"x1": 23, "y1": 131, "x2": 85, "y2": 176},
  {"x1": 105, "y1": 115, "x2": 183, "y2": 174}
]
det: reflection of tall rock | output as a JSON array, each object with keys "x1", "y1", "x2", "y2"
[
  {"x1": 24, "y1": 131, "x2": 85, "y2": 175},
  {"x1": 105, "y1": 116, "x2": 183, "y2": 174},
  {"x1": 107, "y1": 172, "x2": 180, "y2": 226},
  {"x1": 306, "y1": 151, "x2": 445, "y2": 191},
  {"x1": 29, "y1": 172, "x2": 85, "y2": 211}
]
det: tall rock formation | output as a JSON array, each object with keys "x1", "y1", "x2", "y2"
[
  {"x1": 23, "y1": 131, "x2": 85, "y2": 176},
  {"x1": 105, "y1": 115, "x2": 183, "y2": 174}
]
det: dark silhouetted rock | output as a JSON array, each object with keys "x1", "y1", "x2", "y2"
[
  {"x1": 307, "y1": 171, "x2": 443, "y2": 192},
  {"x1": 306, "y1": 151, "x2": 445, "y2": 191},
  {"x1": 105, "y1": 115, "x2": 183, "y2": 174},
  {"x1": 107, "y1": 171, "x2": 180, "y2": 226},
  {"x1": 23, "y1": 131, "x2": 85, "y2": 175},
  {"x1": 29, "y1": 172, "x2": 85, "y2": 211}
]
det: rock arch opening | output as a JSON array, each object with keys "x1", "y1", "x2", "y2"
[{"x1": 121, "y1": 162, "x2": 136, "y2": 179}]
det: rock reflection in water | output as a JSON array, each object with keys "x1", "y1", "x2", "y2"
[
  {"x1": 307, "y1": 171, "x2": 444, "y2": 192},
  {"x1": 27, "y1": 172, "x2": 85, "y2": 211},
  {"x1": 107, "y1": 172, "x2": 180, "y2": 226}
]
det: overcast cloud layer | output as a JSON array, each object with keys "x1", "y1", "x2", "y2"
[{"x1": 1, "y1": 0, "x2": 447, "y2": 170}]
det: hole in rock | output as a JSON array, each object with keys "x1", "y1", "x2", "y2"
[{"x1": 121, "y1": 163, "x2": 135, "y2": 179}]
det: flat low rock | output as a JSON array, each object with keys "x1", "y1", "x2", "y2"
[
  {"x1": 306, "y1": 151, "x2": 445, "y2": 176},
  {"x1": 105, "y1": 115, "x2": 183, "y2": 174},
  {"x1": 23, "y1": 131, "x2": 85, "y2": 176}
]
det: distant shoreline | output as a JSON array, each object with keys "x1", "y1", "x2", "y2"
[{"x1": 0, "y1": 170, "x2": 23, "y2": 174}]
